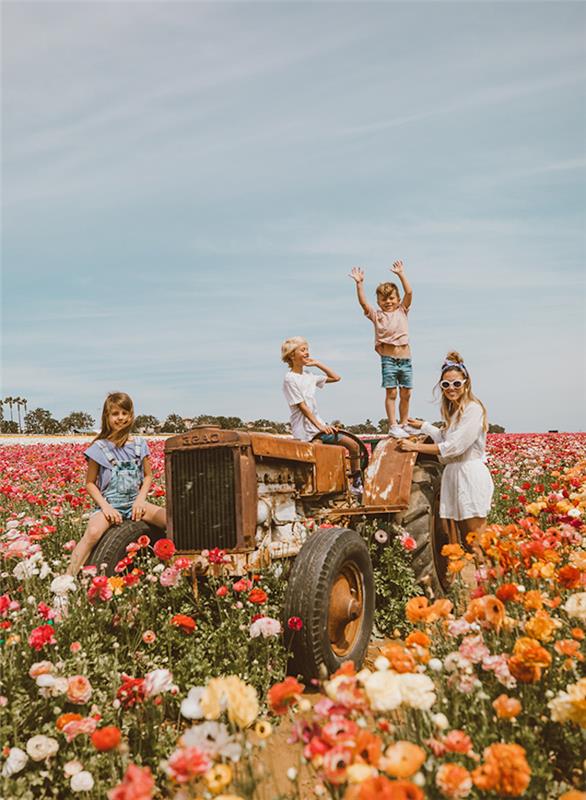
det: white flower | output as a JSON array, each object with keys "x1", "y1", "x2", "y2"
[
  {"x1": 6, "y1": 520, "x2": 19, "y2": 530},
  {"x1": 144, "y1": 669, "x2": 173, "y2": 698},
  {"x1": 564, "y1": 592, "x2": 586, "y2": 622},
  {"x1": 364, "y1": 671, "x2": 402, "y2": 711},
  {"x1": 431, "y1": 712, "x2": 449, "y2": 730},
  {"x1": 181, "y1": 720, "x2": 242, "y2": 761},
  {"x1": 2, "y1": 747, "x2": 28, "y2": 777},
  {"x1": 287, "y1": 767, "x2": 298, "y2": 780},
  {"x1": 180, "y1": 687, "x2": 205, "y2": 720},
  {"x1": 26, "y1": 735, "x2": 59, "y2": 762},
  {"x1": 374, "y1": 655, "x2": 390, "y2": 671},
  {"x1": 396, "y1": 673, "x2": 436, "y2": 710},
  {"x1": 428, "y1": 658, "x2": 443, "y2": 672},
  {"x1": 568, "y1": 507, "x2": 582, "y2": 518},
  {"x1": 63, "y1": 760, "x2": 83, "y2": 778},
  {"x1": 13, "y1": 558, "x2": 40, "y2": 580},
  {"x1": 50, "y1": 575, "x2": 77, "y2": 596},
  {"x1": 249, "y1": 617, "x2": 282, "y2": 638},
  {"x1": 70, "y1": 771, "x2": 94, "y2": 792}
]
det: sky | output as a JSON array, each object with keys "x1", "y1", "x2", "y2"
[{"x1": 1, "y1": 1, "x2": 585, "y2": 433}]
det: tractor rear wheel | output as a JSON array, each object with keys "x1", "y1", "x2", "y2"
[
  {"x1": 283, "y1": 527, "x2": 374, "y2": 682},
  {"x1": 87, "y1": 521, "x2": 163, "y2": 576},
  {"x1": 395, "y1": 459, "x2": 448, "y2": 595}
]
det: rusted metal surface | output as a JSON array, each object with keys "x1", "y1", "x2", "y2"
[
  {"x1": 314, "y1": 443, "x2": 347, "y2": 494},
  {"x1": 328, "y1": 562, "x2": 364, "y2": 656},
  {"x1": 363, "y1": 438, "x2": 416, "y2": 508},
  {"x1": 249, "y1": 432, "x2": 315, "y2": 463},
  {"x1": 166, "y1": 427, "x2": 249, "y2": 453}
]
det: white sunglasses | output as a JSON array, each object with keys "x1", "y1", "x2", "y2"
[{"x1": 440, "y1": 379, "x2": 467, "y2": 389}]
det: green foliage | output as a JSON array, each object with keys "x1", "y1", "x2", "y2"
[
  {"x1": 160, "y1": 413, "x2": 187, "y2": 433},
  {"x1": 60, "y1": 411, "x2": 95, "y2": 433},
  {"x1": 132, "y1": 414, "x2": 160, "y2": 433},
  {"x1": 24, "y1": 408, "x2": 62, "y2": 434}
]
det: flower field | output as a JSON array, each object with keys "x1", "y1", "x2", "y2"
[{"x1": 1, "y1": 433, "x2": 585, "y2": 799}]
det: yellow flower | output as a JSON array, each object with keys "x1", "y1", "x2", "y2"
[
  {"x1": 107, "y1": 577, "x2": 125, "y2": 595},
  {"x1": 254, "y1": 720, "x2": 272, "y2": 739},
  {"x1": 526, "y1": 501, "x2": 546, "y2": 516},
  {"x1": 548, "y1": 677, "x2": 586, "y2": 727},
  {"x1": 200, "y1": 676, "x2": 259, "y2": 728},
  {"x1": 205, "y1": 764, "x2": 233, "y2": 794},
  {"x1": 347, "y1": 763, "x2": 375, "y2": 783},
  {"x1": 525, "y1": 610, "x2": 557, "y2": 643},
  {"x1": 570, "y1": 550, "x2": 586, "y2": 570}
]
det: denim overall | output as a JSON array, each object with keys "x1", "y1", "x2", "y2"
[{"x1": 96, "y1": 439, "x2": 143, "y2": 520}]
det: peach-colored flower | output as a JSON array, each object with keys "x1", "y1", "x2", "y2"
[
  {"x1": 472, "y1": 743, "x2": 531, "y2": 795},
  {"x1": 492, "y1": 694, "x2": 522, "y2": 719},
  {"x1": 435, "y1": 763, "x2": 473, "y2": 798},
  {"x1": 381, "y1": 741, "x2": 425, "y2": 779},
  {"x1": 525, "y1": 610, "x2": 556, "y2": 642},
  {"x1": 66, "y1": 675, "x2": 92, "y2": 705}
]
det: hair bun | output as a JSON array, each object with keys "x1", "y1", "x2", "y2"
[{"x1": 445, "y1": 350, "x2": 463, "y2": 363}]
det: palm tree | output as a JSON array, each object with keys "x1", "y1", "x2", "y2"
[
  {"x1": 14, "y1": 397, "x2": 23, "y2": 432},
  {"x1": 22, "y1": 398, "x2": 28, "y2": 427},
  {"x1": 3, "y1": 397, "x2": 14, "y2": 424}
]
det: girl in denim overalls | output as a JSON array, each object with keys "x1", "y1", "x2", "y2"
[{"x1": 66, "y1": 392, "x2": 166, "y2": 575}]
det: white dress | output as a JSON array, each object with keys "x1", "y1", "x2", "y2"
[{"x1": 421, "y1": 401, "x2": 494, "y2": 520}]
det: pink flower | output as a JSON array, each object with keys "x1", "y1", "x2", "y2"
[
  {"x1": 87, "y1": 576, "x2": 112, "y2": 603},
  {"x1": 28, "y1": 624, "x2": 56, "y2": 651},
  {"x1": 174, "y1": 557, "x2": 192, "y2": 571},
  {"x1": 63, "y1": 540, "x2": 77, "y2": 552},
  {"x1": 159, "y1": 567, "x2": 180, "y2": 588},
  {"x1": 70, "y1": 642, "x2": 82, "y2": 653},
  {"x1": 67, "y1": 675, "x2": 92, "y2": 705},
  {"x1": 63, "y1": 716, "x2": 97, "y2": 742},
  {"x1": 108, "y1": 764, "x2": 155, "y2": 800},
  {"x1": 459, "y1": 635, "x2": 490, "y2": 664},
  {"x1": 400, "y1": 532, "x2": 417, "y2": 550},
  {"x1": 216, "y1": 585, "x2": 228, "y2": 597},
  {"x1": 37, "y1": 602, "x2": 56, "y2": 621},
  {"x1": 233, "y1": 578, "x2": 253, "y2": 592},
  {"x1": 166, "y1": 746, "x2": 212, "y2": 783}
]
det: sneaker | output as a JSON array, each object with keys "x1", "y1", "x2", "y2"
[
  {"x1": 350, "y1": 473, "x2": 363, "y2": 499},
  {"x1": 389, "y1": 424, "x2": 409, "y2": 439},
  {"x1": 402, "y1": 423, "x2": 422, "y2": 435}
]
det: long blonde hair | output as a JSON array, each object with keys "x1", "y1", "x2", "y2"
[
  {"x1": 435, "y1": 351, "x2": 488, "y2": 431},
  {"x1": 92, "y1": 392, "x2": 135, "y2": 447}
]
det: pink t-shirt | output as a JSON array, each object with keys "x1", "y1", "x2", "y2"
[{"x1": 364, "y1": 303, "x2": 410, "y2": 353}]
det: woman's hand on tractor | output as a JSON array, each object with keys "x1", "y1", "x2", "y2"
[
  {"x1": 397, "y1": 439, "x2": 418, "y2": 452},
  {"x1": 132, "y1": 501, "x2": 147, "y2": 521},
  {"x1": 319, "y1": 423, "x2": 335, "y2": 435},
  {"x1": 407, "y1": 417, "x2": 424, "y2": 430},
  {"x1": 102, "y1": 503, "x2": 122, "y2": 525}
]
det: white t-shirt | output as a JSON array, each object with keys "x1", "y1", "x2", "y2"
[{"x1": 282, "y1": 370, "x2": 327, "y2": 441}]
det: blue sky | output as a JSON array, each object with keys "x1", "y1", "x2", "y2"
[{"x1": 2, "y1": 2, "x2": 585, "y2": 432}]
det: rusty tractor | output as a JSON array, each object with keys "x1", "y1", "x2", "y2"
[{"x1": 88, "y1": 427, "x2": 447, "y2": 680}]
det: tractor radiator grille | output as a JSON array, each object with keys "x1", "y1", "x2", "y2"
[{"x1": 170, "y1": 447, "x2": 237, "y2": 551}]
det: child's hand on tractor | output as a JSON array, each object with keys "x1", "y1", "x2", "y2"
[
  {"x1": 132, "y1": 500, "x2": 147, "y2": 521},
  {"x1": 349, "y1": 266, "x2": 365, "y2": 283},
  {"x1": 102, "y1": 503, "x2": 123, "y2": 525},
  {"x1": 391, "y1": 260, "x2": 405, "y2": 276}
]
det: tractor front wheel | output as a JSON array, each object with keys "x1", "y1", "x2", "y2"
[
  {"x1": 283, "y1": 527, "x2": 374, "y2": 682},
  {"x1": 87, "y1": 521, "x2": 164, "y2": 576}
]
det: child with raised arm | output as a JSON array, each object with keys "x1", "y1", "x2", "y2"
[
  {"x1": 281, "y1": 337, "x2": 362, "y2": 484},
  {"x1": 65, "y1": 392, "x2": 166, "y2": 576},
  {"x1": 350, "y1": 261, "x2": 415, "y2": 438}
]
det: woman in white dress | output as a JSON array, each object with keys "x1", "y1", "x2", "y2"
[{"x1": 398, "y1": 350, "x2": 494, "y2": 548}]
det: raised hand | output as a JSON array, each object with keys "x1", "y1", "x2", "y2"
[
  {"x1": 349, "y1": 266, "x2": 365, "y2": 284},
  {"x1": 303, "y1": 357, "x2": 320, "y2": 367},
  {"x1": 391, "y1": 260, "x2": 404, "y2": 276}
]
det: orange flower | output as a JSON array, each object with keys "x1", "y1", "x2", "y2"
[
  {"x1": 346, "y1": 776, "x2": 424, "y2": 800},
  {"x1": 381, "y1": 741, "x2": 426, "y2": 779},
  {"x1": 572, "y1": 627, "x2": 585, "y2": 641},
  {"x1": 522, "y1": 590, "x2": 544, "y2": 611},
  {"x1": 492, "y1": 694, "x2": 522, "y2": 719},
  {"x1": 381, "y1": 642, "x2": 417, "y2": 673},
  {"x1": 352, "y1": 730, "x2": 383, "y2": 765},
  {"x1": 559, "y1": 792, "x2": 586, "y2": 800},
  {"x1": 427, "y1": 598, "x2": 453, "y2": 622},
  {"x1": 435, "y1": 763, "x2": 473, "y2": 798},
  {"x1": 406, "y1": 596, "x2": 430, "y2": 623},
  {"x1": 558, "y1": 565, "x2": 582, "y2": 589},
  {"x1": 472, "y1": 743, "x2": 531, "y2": 796},
  {"x1": 267, "y1": 677, "x2": 304, "y2": 715},
  {"x1": 465, "y1": 595, "x2": 505, "y2": 631},
  {"x1": 442, "y1": 543, "x2": 465, "y2": 559},
  {"x1": 56, "y1": 712, "x2": 82, "y2": 731},
  {"x1": 496, "y1": 583, "x2": 519, "y2": 603},
  {"x1": 509, "y1": 636, "x2": 552, "y2": 683},
  {"x1": 405, "y1": 631, "x2": 430, "y2": 648},
  {"x1": 442, "y1": 730, "x2": 474, "y2": 755},
  {"x1": 448, "y1": 559, "x2": 466, "y2": 575},
  {"x1": 525, "y1": 610, "x2": 556, "y2": 643}
]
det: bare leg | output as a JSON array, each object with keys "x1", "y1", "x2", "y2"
[
  {"x1": 385, "y1": 388, "x2": 398, "y2": 427},
  {"x1": 335, "y1": 434, "x2": 362, "y2": 475},
  {"x1": 457, "y1": 517, "x2": 486, "y2": 555},
  {"x1": 141, "y1": 503, "x2": 166, "y2": 530},
  {"x1": 398, "y1": 387, "x2": 412, "y2": 425},
  {"x1": 442, "y1": 518, "x2": 460, "y2": 545},
  {"x1": 66, "y1": 513, "x2": 111, "y2": 576}
]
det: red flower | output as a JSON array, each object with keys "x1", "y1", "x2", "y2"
[
  {"x1": 558, "y1": 564, "x2": 581, "y2": 589},
  {"x1": 91, "y1": 726, "x2": 121, "y2": 751},
  {"x1": 267, "y1": 677, "x2": 304, "y2": 715},
  {"x1": 117, "y1": 675, "x2": 146, "y2": 709},
  {"x1": 28, "y1": 624, "x2": 56, "y2": 651},
  {"x1": 287, "y1": 616, "x2": 303, "y2": 631},
  {"x1": 233, "y1": 578, "x2": 253, "y2": 592},
  {"x1": 123, "y1": 570, "x2": 143, "y2": 587},
  {"x1": 153, "y1": 538, "x2": 176, "y2": 560},
  {"x1": 208, "y1": 547, "x2": 228, "y2": 564},
  {"x1": 496, "y1": 583, "x2": 519, "y2": 603},
  {"x1": 37, "y1": 602, "x2": 56, "y2": 620},
  {"x1": 170, "y1": 614, "x2": 196, "y2": 634},
  {"x1": 248, "y1": 588, "x2": 268, "y2": 604},
  {"x1": 136, "y1": 535, "x2": 151, "y2": 548},
  {"x1": 216, "y1": 585, "x2": 228, "y2": 597}
]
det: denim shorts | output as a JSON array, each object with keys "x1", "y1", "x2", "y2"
[
  {"x1": 381, "y1": 356, "x2": 413, "y2": 389},
  {"x1": 92, "y1": 502, "x2": 134, "y2": 520},
  {"x1": 314, "y1": 432, "x2": 340, "y2": 445}
]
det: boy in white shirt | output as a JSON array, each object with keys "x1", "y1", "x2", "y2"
[{"x1": 281, "y1": 337, "x2": 362, "y2": 482}]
